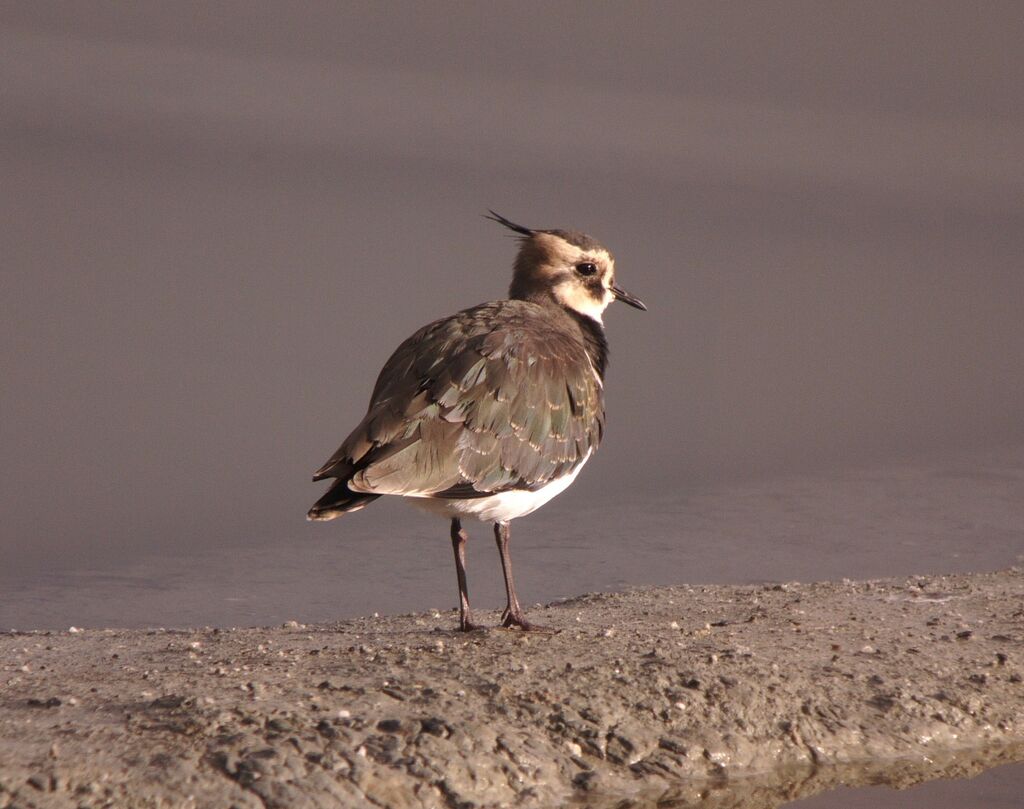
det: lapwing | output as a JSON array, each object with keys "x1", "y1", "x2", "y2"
[{"x1": 308, "y1": 212, "x2": 646, "y2": 631}]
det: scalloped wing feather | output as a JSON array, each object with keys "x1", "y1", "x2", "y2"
[{"x1": 312, "y1": 301, "x2": 604, "y2": 498}]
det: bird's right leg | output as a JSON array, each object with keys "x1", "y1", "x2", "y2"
[
  {"x1": 494, "y1": 520, "x2": 553, "y2": 632},
  {"x1": 450, "y1": 518, "x2": 483, "y2": 631}
]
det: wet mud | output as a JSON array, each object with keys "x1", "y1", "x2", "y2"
[{"x1": 2, "y1": 570, "x2": 1022, "y2": 807}]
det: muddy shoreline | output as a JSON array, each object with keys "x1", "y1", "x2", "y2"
[{"x1": 2, "y1": 569, "x2": 1023, "y2": 808}]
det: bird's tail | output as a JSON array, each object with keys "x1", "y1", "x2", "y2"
[{"x1": 307, "y1": 479, "x2": 380, "y2": 521}]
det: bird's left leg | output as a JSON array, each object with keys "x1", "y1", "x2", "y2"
[{"x1": 494, "y1": 520, "x2": 552, "y2": 632}]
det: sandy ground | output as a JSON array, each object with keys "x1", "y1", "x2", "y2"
[{"x1": 1, "y1": 570, "x2": 1022, "y2": 808}]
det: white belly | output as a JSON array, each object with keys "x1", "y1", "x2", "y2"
[{"x1": 409, "y1": 455, "x2": 589, "y2": 523}]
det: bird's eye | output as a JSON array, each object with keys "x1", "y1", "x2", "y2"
[{"x1": 575, "y1": 262, "x2": 598, "y2": 276}]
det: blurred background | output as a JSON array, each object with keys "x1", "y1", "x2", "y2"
[{"x1": 2, "y1": 2, "x2": 1023, "y2": 630}]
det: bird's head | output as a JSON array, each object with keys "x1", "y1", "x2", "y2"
[{"x1": 487, "y1": 211, "x2": 646, "y2": 324}]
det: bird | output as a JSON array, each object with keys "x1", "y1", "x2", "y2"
[{"x1": 308, "y1": 211, "x2": 646, "y2": 631}]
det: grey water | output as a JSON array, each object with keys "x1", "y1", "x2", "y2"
[{"x1": 3, "y1": 443, "x2": 1023, "y2": 631}]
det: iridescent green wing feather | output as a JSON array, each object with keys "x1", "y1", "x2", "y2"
[{"x1": 312, "y1": 301, "x2": 603, "y2": 497}]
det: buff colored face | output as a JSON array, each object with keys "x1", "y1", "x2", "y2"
[
  {"x1": 545, "y1": 246, "x2": 617, "y2": 322},
  {"x1": 529, "y1": 232, "x2": 644, "y2": 322}
]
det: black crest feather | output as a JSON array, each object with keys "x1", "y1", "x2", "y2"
[{"x1": 484, "y1": 210, "x2": 535, "y2": 237}]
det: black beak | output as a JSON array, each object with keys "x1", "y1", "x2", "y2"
[{"x1": 612, "y1": 284, "x2": 647, "y2": 311}]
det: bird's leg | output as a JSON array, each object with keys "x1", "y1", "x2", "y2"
[
  {"x1": 494, "y1": 521, "x2": 552, "y2": 632},
  {"x1": 450, "y1": 518, "x2": 483, "y2": 632}
]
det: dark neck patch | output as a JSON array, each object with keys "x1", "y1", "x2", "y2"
[{"x1": 564, "y1": 307, "x2": 609, "y2": 380}]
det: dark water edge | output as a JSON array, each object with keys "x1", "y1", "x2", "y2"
[
  {"x1": 786, "y1": 757, "x2": 1024, "y2": 809},
  {"x1": 590, "y1": 745, "x2": 1024, "y2": 808}
]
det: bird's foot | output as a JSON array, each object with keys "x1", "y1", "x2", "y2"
[
  {"x1": 457, "y1": 614, "x2": 487, "y2": 632},
  {"x1": 500, "y1": 608, "x2": 556, "y2": 633}
]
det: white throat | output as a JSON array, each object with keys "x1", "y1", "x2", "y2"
[{"x1": 554, "y1": 283, "x2": 612, "y2": 324}]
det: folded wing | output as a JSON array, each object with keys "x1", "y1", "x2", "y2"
[{"x1": 312, "y1": 302, "x2": 603, "y2": 499}]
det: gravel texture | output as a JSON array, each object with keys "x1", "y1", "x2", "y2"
[{"x1": 1, "y1": 569, "x2": 1023, "y2": 808}]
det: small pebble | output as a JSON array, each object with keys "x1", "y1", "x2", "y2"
[{"x1": 27, "y1": 773, "x2": 48, "y2": 791}]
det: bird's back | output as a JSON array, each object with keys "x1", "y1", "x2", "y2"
[{"x1": 311, "y1": 299, "x2": 605, "y2": 514}]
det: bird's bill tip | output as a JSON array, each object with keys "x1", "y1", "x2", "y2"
[{"x1": 611, "y1": 284, "x2": 647, "y2": 311}]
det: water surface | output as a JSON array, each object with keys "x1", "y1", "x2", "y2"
[{"x1": 4, "y1": 444, "x2": 1021, "y2": 632}]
